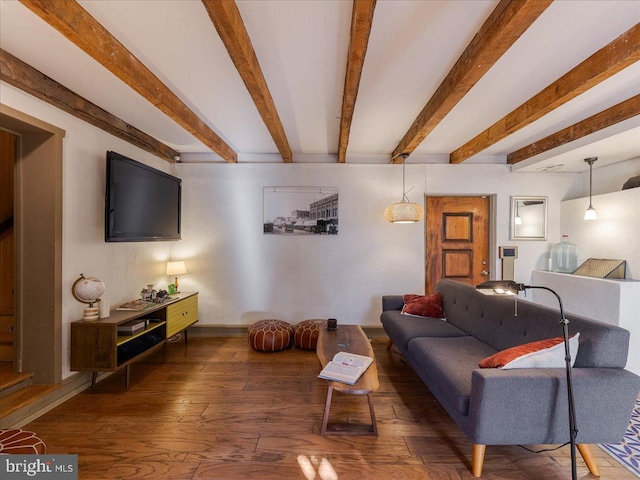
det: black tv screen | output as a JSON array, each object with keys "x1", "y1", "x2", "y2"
[{"x1": 105, "y1": 151, "x2": 181, "y2": 242}]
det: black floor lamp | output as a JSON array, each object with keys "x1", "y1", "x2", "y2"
[{"x1": 476, "y1": 280, "x2": 578, "y2": 480}]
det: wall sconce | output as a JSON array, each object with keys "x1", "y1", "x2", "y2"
[
  {"x1": 166, "y1": 261, "x2": 187, "y2": 292},
  {"x1": 584, "y1": 157, "x2": 597, "y2": 221},
  {"x1": 384, "y1": 154, "x2": 424, "y2": 224}
]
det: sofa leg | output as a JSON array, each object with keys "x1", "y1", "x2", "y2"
[
  {"x1": 472, "y1": 443, "x2": 486, "y2": 477},
  {"x1": 385, "y1": 338, "x2": 393, "y2": 350},
  {"x1": 577, "y1": 444, "x2": 600, "y2": 476}
]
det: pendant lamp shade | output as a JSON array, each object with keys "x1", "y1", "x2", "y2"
[
  {"x1": 385, "y1": 155, "x2": 424, "y2": 224},
  {"x1": 384, "y1": 201, "x2": 425, "y2": 224}
]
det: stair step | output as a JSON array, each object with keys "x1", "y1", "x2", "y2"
[
  {"x1": 0, "y1": 363, "x2": 34, "y2": 398},
  {"x1": 0, "y1": 385, "x2": 59, "y2": 420}
]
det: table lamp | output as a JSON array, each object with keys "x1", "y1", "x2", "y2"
[
  {"x1": 166, "y1": 261, "x2": 187, "y2": 293},
  {"x1": 476, "y1": 280, "x2": 578, "y2": 480}
]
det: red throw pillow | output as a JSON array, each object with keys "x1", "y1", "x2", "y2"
[
  {"x1": 479, "y1": 333, "x2": 580, "y2": 369},
  {"x1": 401, "y1": 292, "x2": 445, "y2": 318}
]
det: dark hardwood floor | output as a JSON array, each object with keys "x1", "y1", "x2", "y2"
[{"x1": 24, "y1": 336, "x2": 633, "y2": 479}]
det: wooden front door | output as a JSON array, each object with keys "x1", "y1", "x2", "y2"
[
  {"x1": 425, "y1": 196, "x2": 490, "y2": 294},
  {"x1": 0, "y1": 130, "x2": 16, "y2": 362}
]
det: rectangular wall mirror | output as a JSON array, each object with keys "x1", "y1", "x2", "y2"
[{"x1": 510, "y1": 196, "x2": 547, "y2": 240}]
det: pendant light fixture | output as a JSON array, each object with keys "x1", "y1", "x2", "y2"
[
  {"x1": 384, "y1": 154, "x2": 424, "y2": 224},
  {"x1": 584, "y1": 157, "x2": 597, "y2": 221}
]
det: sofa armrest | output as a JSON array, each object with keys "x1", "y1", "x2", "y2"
[
  {"x1": 382, "y1": 295, "x2": 404, "y2": 312},
  {"x1": 466, "y1": 367, "x2": 640, "y2": 445}
]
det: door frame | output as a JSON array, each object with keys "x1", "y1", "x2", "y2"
[
  {"x1": 425, "y1": 193, "x2": 496, "y2": 292},
  {"x1": 1, "y1": 104, "x2": 64, "y2": 384}
]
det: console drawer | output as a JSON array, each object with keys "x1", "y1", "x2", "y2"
[{"x1": 166, "y1": 294, "x2": 198, "y2": 338}]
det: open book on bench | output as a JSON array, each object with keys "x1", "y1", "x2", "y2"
[{"x1": 318, "y1": 351, "x2": 373, "y2": 385}]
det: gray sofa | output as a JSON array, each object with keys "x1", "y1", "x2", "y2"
[{"x1": 381, "y1": 278, "x2": 640, "y2": 477}]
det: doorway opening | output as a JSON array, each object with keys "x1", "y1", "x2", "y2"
[{"x1": 0, "y1": 105, "x2": 64, "y2": 385}]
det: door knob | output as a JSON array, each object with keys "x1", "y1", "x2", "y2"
[
  {"x1": 481, "y1": 270, "x2": 489, "y2": 276},
  {"x1": 481, "y1": 260, "x2": 487, "y2": 265}
]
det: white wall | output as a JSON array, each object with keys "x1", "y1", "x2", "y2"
[
  {"x1": 555, "y1": 157, "x2": 640, "y2": 279},
  {"x1": 559, "y1": 187, "x2": 640, "y2": 279},
  {"x1": 173, "y1": 162, "x2": 580, "y2": 329}
]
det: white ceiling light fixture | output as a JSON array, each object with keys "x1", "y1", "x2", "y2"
[
  {"x1": 384, "y1": 154, "x2": 424, "y2": 224},
  {"x1": 584, "y1": 157, "x2": 598, "y2": 221}
]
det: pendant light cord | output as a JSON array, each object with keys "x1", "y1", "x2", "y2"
[{"x1": 589, "y1": 160, "x2": 593, "y2": 207}]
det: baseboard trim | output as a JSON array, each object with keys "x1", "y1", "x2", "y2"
[{"x1": 188, "y1": 324, "x2": 386, "y2": 338}]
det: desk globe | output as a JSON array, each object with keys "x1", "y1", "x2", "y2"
[{"x1": 72, "y1": 274, "x2": 105, "y2": 320}]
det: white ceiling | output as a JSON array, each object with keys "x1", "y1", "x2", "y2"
[{"x1": 1, "y1": 0, "x2": 639, "y2": 172}]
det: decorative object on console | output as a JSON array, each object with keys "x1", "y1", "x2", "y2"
[
  {"x1": 140, "y1": 284, "x2": 157, "y2": 301},
  {"x1": 573, "y1": 258, "x2": 626, "y2": 279},
  {"x1": 166, "y1": 261, "x2": 187, "y2": 292},
  {"x1": 476, "y1": 280, "x2": 579, "y2": 480},
  {"x1": 99, "y1": 297, "x2": 110, "y2": 318},
  {"x1": 584, "y1": 157, "x2": 598, "y2": 221},
  {"x1": 384, "y1": 154, "x2": 424, "y2": 224},
  {"x1": 71, "y1": 273, "x2": 105, "y2": 320},
  {"x1": 401, "y1": 292, "x2": 445, "y2": 319}
]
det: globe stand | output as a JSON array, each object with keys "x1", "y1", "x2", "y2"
[{"x1": 83, "y1": 303, "x2": 99, "y2": 320}]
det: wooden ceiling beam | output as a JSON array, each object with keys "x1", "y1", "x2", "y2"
[
  {"x1": 508, "y1": 95, "x2": 640, "y2": 164},
  {"x1": 451, "y1": 22, "x2": 640, "y2": 164},
  {"x1": 19, "y1": 0, "x2": 237, "y2": 163},
  {"x1": 0, "y1": 49, "x2": 179, "y2": 163},
  {"x1": 338, "y1": 0, "x2": 377, "y2": 164},
  {"x1": 202, "y1": 0, "x2": 292, "y2": 163},
  {"x1": 391, "y1": 0, "x2": 552, "y2": 164}
]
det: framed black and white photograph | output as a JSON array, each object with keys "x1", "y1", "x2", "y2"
[{"x1": 263, "y1": 187, "x2": 339, "y2": 235}]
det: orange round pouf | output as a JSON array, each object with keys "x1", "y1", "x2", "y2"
[
  {"x1": 294, "y1": 319, "x2": 327, "y2": 350},
  {"x1": 248, "y1": 319, "x2": 294, "y2": 352},
  {"x1": 0, "y1": 429, "x2": 46, "y2": 454}
]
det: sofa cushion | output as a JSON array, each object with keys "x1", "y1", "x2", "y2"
[
  {"x1": 381, "y1": 310, "x2": 468, "y2": 351},
  {"x1": 407, "y1": 336, "x2": 497, "y2": 416},
  {"x1": 479, "y1": 333, "x2": 580, "y2": 369},
  {"x1": 402, "y1": 292, "x2": 445, "y2": 318}
]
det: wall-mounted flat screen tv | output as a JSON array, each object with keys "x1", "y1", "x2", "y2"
[{"x1": 105, "y1": 151, "x2": 181, "y2": 242}]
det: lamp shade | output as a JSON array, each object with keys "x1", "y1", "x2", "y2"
[
  {"x1": 584, "y1": 206, "x2": 597, "y2": 221},
  {"x1": 166, "y1": 261, "x2": 187, "y2": 276},
  {"x1": 384, "y1": 202, "x2": 424, "y2": 224}
]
